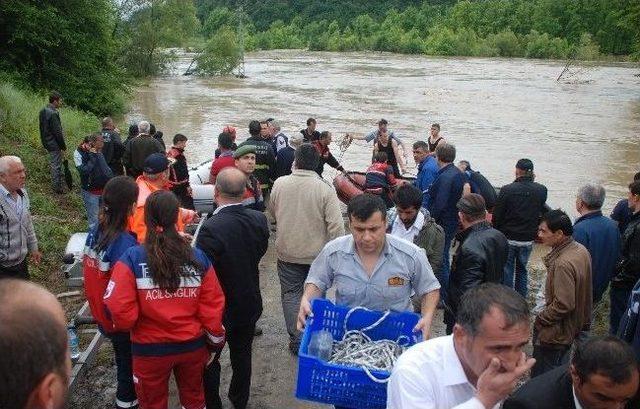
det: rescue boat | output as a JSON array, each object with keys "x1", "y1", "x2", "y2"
[{"x1": 332, "y1": 171, "x2": 415, "y2": 205}]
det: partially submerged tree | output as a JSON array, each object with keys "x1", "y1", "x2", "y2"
[{"x1": 191, "y1": 26, "x2": 243, "y2": 76}]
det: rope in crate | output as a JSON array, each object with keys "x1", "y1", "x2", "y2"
[{"x1": 327, "y1": 307, "x2": 412, "y2": 383}]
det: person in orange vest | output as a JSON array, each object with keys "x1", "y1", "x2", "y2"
[{"x1": 128, "y1": 153, "x2": 196, "y2": 242}]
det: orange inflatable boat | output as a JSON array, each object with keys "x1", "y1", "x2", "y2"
[{"x1": 332, "y1": 171, "x2": 415, "y2": 205}]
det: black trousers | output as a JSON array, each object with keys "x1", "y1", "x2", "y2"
[
  {"x1": 109, "y1": 332, "x2": 138, "y2": 408},
  {"x1": 204, "y1": 323, "x2": 255, "y2": 409},
  {"x1": 0, "y1": 258, "x2": 29, "y2": 280}
]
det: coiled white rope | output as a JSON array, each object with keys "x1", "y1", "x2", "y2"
[{"x1": 328, "y1": 307, "x2": 410, "y2": 383}]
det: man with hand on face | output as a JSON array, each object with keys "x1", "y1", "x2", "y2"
[
  {"x1": 297, "y1": 193, "x2": 441, "y2": 340},
  {"x1": 74, "y1": 133, "x2": 113, "y2": 231},
  {"x1": 387, "y1": 283, "x2": 536, "y2": 409},
  {"x1": 504, "y1": 335, "x2": 639, "y2": 409}
]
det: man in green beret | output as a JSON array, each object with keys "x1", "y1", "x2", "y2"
[{"x1": 234, "y1": 145, "x2": 265, "y2": 212}]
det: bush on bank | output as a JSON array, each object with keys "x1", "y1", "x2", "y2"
[{"x1": 0, "y1": 82, "x2": 97, "y2": 282}]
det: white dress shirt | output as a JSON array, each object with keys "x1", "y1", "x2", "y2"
[
  {"x1": 573, "y1": 386, "x2": 584, "y2": 409},
  {"x1": 387, "y1": 335, "x2": 500, "y2": 409},
  {"x1": 390, "y1": 211, "x2": 425, "y2": 244}
]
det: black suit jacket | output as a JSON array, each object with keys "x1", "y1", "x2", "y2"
[
  {"x1": 195, "y1": 204, "x2": 269, "y2": 328},
  {"x1": 503, "y1": 366, "x2": 575, "y2": 409}
]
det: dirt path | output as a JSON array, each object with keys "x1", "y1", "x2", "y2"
[{"x1": 69, "y1": 232, "x2": 447, "y2": 409}]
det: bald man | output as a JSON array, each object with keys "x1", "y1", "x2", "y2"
[
  {"x1": 0, "y1": 279, "x2": 70, "y2": 409},
  {"x1": 196, "y1": 167, "x2": 269, "y2": 409}
]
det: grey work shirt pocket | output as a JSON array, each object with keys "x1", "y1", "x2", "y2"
[
  {"x1": 334, "y1": 274, "x2": 361, "y2": 307},
  {"x1": 380, "y1": 273, "x2": 412, "y2": 311}
]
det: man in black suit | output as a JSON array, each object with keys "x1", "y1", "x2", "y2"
[
  {"x1": 504, "y1": 335, "x2": 639, "y2": 409},
  {"x1": 196, "y1": 167, "x2": 270, "y2": 409}
]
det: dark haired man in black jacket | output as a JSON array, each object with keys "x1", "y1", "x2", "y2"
[
  {"x1": 493, "y1": 158, "x2": 547, "y2": 298},
  {"x1": 196, "y1": 167, "x2": 269, "y2": 409},
  {"x1": 446, "y1": 193, "x2": 508, "y2": 334},
  {"x1": 38, "y1": 92, "x2": 67, "y2": 193},
  {"x1": 611, "y1": 180, "x2": 640, "y2": 335}
]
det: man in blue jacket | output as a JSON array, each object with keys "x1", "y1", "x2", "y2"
[
  {"x1": 428, "y1": 143, "x2": 465, "y2": 302},
  {"x1": 74, "y1": 133, "x2": 113, "y2": 230},
  {"x1": 573, "y1": 184, "x2": 621, "y2": 312},
  {"x1": 412, "y1": 141, "x2": 439, "y2": 209}
]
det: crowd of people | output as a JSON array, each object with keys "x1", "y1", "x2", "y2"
[{"x1": 0, "y1": 90, "x2": 639, "y2": 409}]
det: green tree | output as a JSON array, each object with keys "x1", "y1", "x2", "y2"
[
  {"x1": 0, "y1": 0, "x2": 128, "y2": 114},
  {"x1": 194, "y1": 26, "x2": 242, "y2": 75},
  {"x1": 119, "y1": 0, "x2": 200, "y2": 77}
]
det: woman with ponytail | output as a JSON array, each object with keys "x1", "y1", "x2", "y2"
[
  {"x1": 105, "y1": 190, "x2": 225, "y2": 409},
  {"x1": 83, "y1": 175, "x2": 139, "y2": 409}
]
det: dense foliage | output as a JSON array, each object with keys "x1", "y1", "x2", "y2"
[
  {"x1": 197, "y1": 0, "x2": 640, "y2": 59},
  {"x1": 0, "y1": 0, "x2": 201, "y2": 115},
  {"x1": 0, "y1": 0, "x2": 128, "y2": 115}
]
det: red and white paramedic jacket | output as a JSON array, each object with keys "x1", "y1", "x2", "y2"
[{"x1": 104, "y1": 245, "x2": 225, "y2": 356}]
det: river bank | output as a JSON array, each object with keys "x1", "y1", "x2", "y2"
[{"x1": 0, "y1": 82, "x2": 98, "y2": 292}]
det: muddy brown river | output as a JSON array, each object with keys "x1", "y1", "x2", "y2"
[{"x1": 130, "y1": 50, "x2": 640, "y2": 215}]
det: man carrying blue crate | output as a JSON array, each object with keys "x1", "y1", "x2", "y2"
[{"x1": 297, "y1": 193, "x2": 441, "y2": 340}]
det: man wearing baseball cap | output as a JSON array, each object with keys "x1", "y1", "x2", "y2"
[
  {"x1": 233, "y1": 145, "x2": 265, "y2": 212},
  {"x1": 128, "y1": 153, "x2": 197, "y2": 242},
  {"x1": 493, "y1": 158, "x2": 548, "y2": 297}
]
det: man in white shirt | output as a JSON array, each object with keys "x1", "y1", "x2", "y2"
[
  {"x1": 387, "y1": 283, "x2": 535, "y2": 409},
  {"x1": 386, "y1": 183, "x2": 445, "y2": 290}
]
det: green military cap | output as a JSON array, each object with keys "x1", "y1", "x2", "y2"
[{"x1": 233, "y1": 144, "x2": 256, "y2": 159}]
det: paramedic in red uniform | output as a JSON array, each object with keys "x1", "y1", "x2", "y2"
[
  {"x1": 83, "y1": 176, "x2": 140, "y2": 409},
  {"x1": 105, "y1": 190, "x2": 226, "y2": 409}
]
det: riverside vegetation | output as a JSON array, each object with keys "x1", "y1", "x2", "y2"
[{"x1": 198, "y1": 0, "x2": 640, "y2": 61}]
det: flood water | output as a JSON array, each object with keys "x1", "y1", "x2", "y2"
[{"x1": 129, "y1": 50, "x2": 640, "y2": 215}]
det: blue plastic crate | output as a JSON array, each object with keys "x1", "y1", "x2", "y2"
[{"x1": 296, "y1": 298, "x2": 421, "y2": 409}]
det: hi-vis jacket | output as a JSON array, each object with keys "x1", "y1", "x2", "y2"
[
  {"x1": 104, "y1": 246, "x2": 225, "y2": 356},
  {"x1": 128, "y1": 176, "x2": 196, "y2": 243},
  {"x1": 83, "y1": 228, "x2": 138, "y2": 334}
]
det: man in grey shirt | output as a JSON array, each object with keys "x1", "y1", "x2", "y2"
[
  {"x1": 297, "y1": 193, "x2": 441, "y2": 340},
  {"x1": 0, "y1": 156, "x2": 41, "y2": 279}
]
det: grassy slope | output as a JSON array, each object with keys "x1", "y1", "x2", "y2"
[{"x1": 0, "y1": 82, "x2": 98, "y2": 291}]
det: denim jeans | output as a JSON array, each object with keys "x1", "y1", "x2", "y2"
[
  {"x1": 439, "y1": 230, "x2": 455, "y2": 304},
  {"x1": 81, "y1": 189, "x2": 101, "y2": 231},
  {"x1": 49, "y1": 150, "x2": 64, "y2": 192},
  {"x1": 503, "y1": 243, "x2": 533, "y2": 298},
  {"x1": 610, "y1": 286, "x2": 631, "y2": 335}
]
